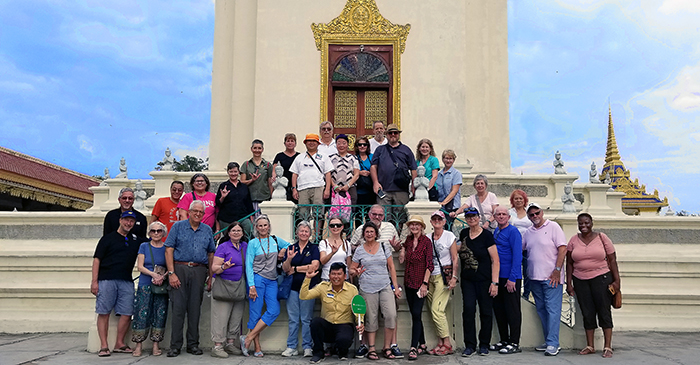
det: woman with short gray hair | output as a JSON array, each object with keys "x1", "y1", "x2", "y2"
[{"x1": 450, "y1": 174, "x2": 499, "y2": 231}]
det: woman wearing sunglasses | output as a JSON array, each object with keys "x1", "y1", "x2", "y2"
[
  {"x1": 131, "y1": 222, "x2": 169, "y2": 357},
  {"x1": 353, "y1": 136, "x2": 375, "y2": 205},
  {"x1": 319, "y1": 217, "x2": 351, "y2": 281}
]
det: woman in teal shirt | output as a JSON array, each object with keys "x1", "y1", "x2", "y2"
[{"x1": 415, "y1": 139, "x2": 440, "y2": 201}]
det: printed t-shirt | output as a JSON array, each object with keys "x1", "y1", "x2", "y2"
[{"x1": 177, "y1": 191, "x2": 218, "y2": 229}]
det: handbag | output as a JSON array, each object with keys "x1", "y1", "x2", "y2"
[
  {"x1": 601, "y1": 234, "x2": 622, "y2": 309},
  {"x1": 387, "y1": 146, "x2": 411, "y2": 190},
  {"x1": 428, "y1": 186, "x2": 439, "y2": 201},
  {"x1": 147, "y1": 244, "x2": 170, "y2": 295},
  {"x1": 474, "y1": 195, "x2": 497, "y2": 230},
  {"x1": 277, "y1": 273, "x2": 293, "y2": 300},
  {"x1": 356, "y1": 155, "x2": 373, "y2": 191},
  {"x1": 329, "y1": 190, "x2": 352, "y2": 221},
  {"x1": 432, "y1": 233, "x2": 453, "y2": 286},
  {"x1": 211, "y1": 242, "x2": 247, "y2": 302}
]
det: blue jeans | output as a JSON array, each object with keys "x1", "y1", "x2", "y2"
[
  {"x1": 248, "y1": 274, "x2": 280, "y2": 329},
  {"x1": 286, "y1": 289, "x2": 315, "y2": 350},
  {"x1": 530, "y1": 280, "x2": 563, "y2": 348}
]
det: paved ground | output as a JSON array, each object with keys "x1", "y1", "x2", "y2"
[{"x1": 1, "y1": 331, "x2": 699, "y2": 365}]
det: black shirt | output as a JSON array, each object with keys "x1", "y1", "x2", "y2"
[
  {"x1": 103, "y1": 208, "x2": 148, "y2": 238},
  {"x1": 93, "y1": 231, "x2": 144, "y2": 281},
  {"x1": 274, "y1": 151, "x2": 300, "y2": 183},
  {"x1": 459, "y1": 228, "x2": 495, "y2": 282},
  {"x1": 215, "y1": 180, "x2": 255, "y2": 223}
]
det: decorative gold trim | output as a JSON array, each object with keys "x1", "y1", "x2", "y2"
[
  {"x1": 312, "y1": 0, "x2": 410, "y2": 127},
  {"x1": 1, "y1": 171, "x2": 94, "y2": 202}
]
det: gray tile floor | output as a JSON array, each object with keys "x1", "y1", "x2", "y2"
[{"x1": 1, "y1": 331, "x2": 698, "y2": 365}]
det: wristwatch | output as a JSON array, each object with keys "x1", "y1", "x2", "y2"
[
  {"x1": 491, "y1": 281, "x2": 498, "y2": 286},
  {"x1": 554, "y1": 266, "x2": 562, "y2": 271},
  {"x1": 167, "y1": 271, "x2": 175, "y2": 275},
  {"x1": 422, "y1": 281, "x2": 429, "y2": 287},
  {"x1": 291, "y1": 186, "x2": 297, "y2": 190}
]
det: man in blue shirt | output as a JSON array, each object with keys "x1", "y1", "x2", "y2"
[
  {"x1": 491, "y1": 206, "x2": 523, "y2": 354},
  {"x1": 165, "y1": 200, "x2": 216, "y2": 357},
  {"x1": 370, "y1": 123, "x2": 416, "y2": 225}
]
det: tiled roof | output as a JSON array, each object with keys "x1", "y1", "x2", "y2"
[{"x1": 0, "y1": 146, "x2": 99, "y2": 195}]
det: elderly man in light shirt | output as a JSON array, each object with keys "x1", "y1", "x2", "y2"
[{"x1": 521, "y1": 203, "x2": 566, "y2": 357}]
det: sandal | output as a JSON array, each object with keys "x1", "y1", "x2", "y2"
[
  {"x1": 602, "y1": 347, "x2": 613, "y2": 358},
  {"x1": 152, "y1": 348, "x2": 162, "y2": 356},
  {"x1": 383, "y1": 348, "x2": 396, "y2": 359},
  {"x1": 417, "y1": 344, "x2": 428, "y2": 356},
  {"x1": 408, "y1": 348, "x2": 418, "y2": 360},
  {"x1": 441, "y1": 344, "x2": 454, "y2": 355},
  {"x1": 428, "y1": 345, "x2": 443, "y2": 355},
  {"x1": 579, "y1": 346, "x2": 596, "y2": 355},
  {"x1": 97, "y1": 348, "x2": 111, "y2": 357},
  {"x1": 253, "y1": 351, "x2": 264, "y2": 357},
  {"x1": 112, "y1": 345, "x2": 133, "y2": 353},
  {"x1": 367, "y1": 350, "x2": 379, "y2": 360}
]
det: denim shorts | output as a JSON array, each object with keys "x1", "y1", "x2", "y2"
[{"x1": 95, "y1": 280, "x2": 135, "y2": 315}]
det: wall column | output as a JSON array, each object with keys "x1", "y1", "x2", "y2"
[{"x1": 209, "y1": 0, "x2": 236, "y2": 171}]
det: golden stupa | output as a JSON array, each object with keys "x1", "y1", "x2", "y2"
[{"x1": 599, "y1": 105, "x2": 668, "y2": 215}]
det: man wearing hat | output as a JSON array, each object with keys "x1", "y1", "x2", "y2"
[
  {"x1": 290, "y1": 133, "x2": 334, "y2": 218},
  {"x1": 329, "y1": 134, "x2": 360, "y2": 205},
  {"x1": 91, "y1": 210, "x2": 146, "y2": 357},
  {"x1": 103, "y1": 187, "x2": 148, "y2": 239},
  {"x1": 521, "y1": 203, "x2": 566, "y2": 356},
  {"x1": 370, "y1": 123, "x2": 417, "y2": 223}
]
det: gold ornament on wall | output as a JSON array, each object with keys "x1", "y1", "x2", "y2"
[{"x1": 312, "y1": 0, "x2": 410, "y2": 126}]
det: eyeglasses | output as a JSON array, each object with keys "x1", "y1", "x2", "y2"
[
  {"x1": 528, "y1": 210, "x2": 542, "y2": 218},
  {"x1": 465, "y1": 215, "x2": 480, "y2": 220},
  {"x1": 321, "y1": 127, "x2": 332, "y2": 131},
  {"x1": 149, "y1": 229, "x2": 164, "y2": 234},
  {"x1": 120, "y1": 197, "x2": 134, "y2": 201},
  {"x1": 387, "y1": 131, "x2": 400, "y2": 135},
  {"x1": 356, "y1": 143, "x2": 369, "y2": 147},
  {"x1": 194, "y1": 180, "x2": 206, "y2": 184},
  {"x1": 190, "y1": 209, "x2": 205, "y2": 215},
  {"x1": 430, "y1": 216, "x2": 444, "y2": 221},
  {"x1": 370, "y1": 212, "x2": 385, "y2": 217},
  {"x1": 329, "y1": 223, "x2": 343, "y2": 229}
]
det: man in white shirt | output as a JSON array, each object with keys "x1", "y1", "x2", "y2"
[
  {"x1": 349, "y1": 204, "x2": 398, "y2": 249},
  {"x1": 317, "y1": 121, "x2": 338, "y2": 156},
  {"x1": 369, "y1": 121, "x2": 387, "y2": 153},
  {"x1": 291, "y1": 133, "x2": 334, "y2": 219}
]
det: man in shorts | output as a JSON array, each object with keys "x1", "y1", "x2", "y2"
[{"x1": 91, "y1": 211, "x2": 144, "y2": 357}]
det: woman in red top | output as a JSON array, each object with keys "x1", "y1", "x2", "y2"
[
  {"x1": 566, "y1": 213, "x2": 620, "y2": 358},
  {"x1": 394, "y1": 215, "x2": 434, "y2": 360}
]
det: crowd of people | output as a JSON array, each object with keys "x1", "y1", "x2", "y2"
[{"x1": 90, "y1": 121, "x2": 621, "y2": 361}]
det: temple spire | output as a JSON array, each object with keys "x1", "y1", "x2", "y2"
[{"x1": 604, "y1": 103, "x2": 623, "y2": 165}]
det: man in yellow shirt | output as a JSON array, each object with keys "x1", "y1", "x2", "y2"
[{"x1": 300, "y1": 263, "x2": 364, "y2": 363}]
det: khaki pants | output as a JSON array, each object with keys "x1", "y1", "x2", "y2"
[
  {"x1": 427, "y1": 274, "x2": 452, "y2": 339},
  {"x1": 361, "y1": 286, "x2": 397, "y2": 333},
  {"x1": 298, "y1": 186, "x2": 325, "y2": 221},
  {"x1": 210, "y1": 289, "x2": 246, "y2": 344}
]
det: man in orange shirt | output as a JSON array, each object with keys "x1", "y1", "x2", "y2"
[{"x1": 150, "y1": 181, "x2": 185, "y2": 237}]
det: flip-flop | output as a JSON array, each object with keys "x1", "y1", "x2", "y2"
[
  {"x1": 152, "y1": 348, "x2": 162, "y2": 356},
  {"x1": 578, "y1": 346, "x2": 595, "y2": 355},
  {"x1": 602, "y1": 347, "x2": 613, "y2": 358},
  {"x1": 240, "y1": 335, "x2": 249, "y2": 357},
  {"x1": 112, "y1": 345, "x2": 133, "y2": 353},
  {"x1": 254, "y1": 351, "x2": 264, "y2": 357},
  {"x1": 98, "y1": 348, "x2": 111, "y2": 357}
]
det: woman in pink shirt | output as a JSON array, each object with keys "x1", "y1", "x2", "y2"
[{"x1": 565, "y1": 213, "x2": 620, "y2": 359}]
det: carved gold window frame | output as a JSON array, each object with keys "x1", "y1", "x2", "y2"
[{"x1": 311, "y1": 0, "x2": 410, "y2": 127}]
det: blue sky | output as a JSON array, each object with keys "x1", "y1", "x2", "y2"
[{"x1": 1, "y1": 0, "x2": 698, "y2": 212}]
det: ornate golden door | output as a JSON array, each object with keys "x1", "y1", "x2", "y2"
[{"x1": 329, "y1": 45, "x2": 392, "y2": 148}]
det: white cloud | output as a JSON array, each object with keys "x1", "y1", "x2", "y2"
[
  {"x1": 659, "y1": 0, "x2": 700, "y2": 14},
  {"x1": 78, "y1": 135, "x2": 95, "y2": 154}
]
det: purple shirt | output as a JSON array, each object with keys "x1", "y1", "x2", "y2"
[
  {"x1": 522, "y1": 219, "x2": 566, "y2": 283},
  {"x1": 214, "y1": 241, "x2": 248, "y2": 281}
]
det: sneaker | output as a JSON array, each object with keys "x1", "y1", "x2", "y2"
[
  {"x1": 282, "y1": 348, "x2": 299, "y2": 357},
  {"x1": 224, "y1": 342, "x2": 240, "y2": 355},
  {"x1": 489, "y1": 342, "x2": 506, "y2": 351},
  {"x1": 338, "y1": 355, "x2": 348, "y2": 361},
  {"x1": 390, "y1": 344, "x2": 404, "y2": 359},
  {"x1": 211, "y1": 345, "x2": 229, "y2": 358},
  {"x1": 499, "y1": 344, "x2": 521, "y2": 354},
  {"x1": 479, "y1": 346, "x2": 489, "y2": 356},
  {"x1": 304, "y1": 348, "x2": 314, "y2": 357},
  {"x1": 535, "y1": 343, "x2": 548, "y2": 352},
  {"x1": 461, "y1": 348, "x2": 475, "y2": 357},
  {"x1": 310, "y1": 355, "x2": 325, "y2": 364},
  {"x1": 355, "y1": 344, "x2": 368, "y2": 359},
  {"x1": 544, "y1": 346, "x2": 561, "y2": 356}
]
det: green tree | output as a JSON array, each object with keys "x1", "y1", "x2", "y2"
[{"x1": 157, "y1": 155, "x2": 209, "y2": 171}]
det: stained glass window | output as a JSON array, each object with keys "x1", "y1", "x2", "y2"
[{"x1": 332, "y1": 53, "x2": 390, "y2": 83}]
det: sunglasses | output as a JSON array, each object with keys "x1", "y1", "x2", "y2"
[
  {"x1": 321, "y1": 127, "x2": 332, "y2": 131},
  {"x1": 149, "y1": 229, "x2": 163, "y2": 234},
  {"x1": 356, "y1": 143, "x2": 369, "y2": 147},
  {"x1": 528, "y1": 210, "x2": 542, "y2": 218},
  {"x1": 329, "y1": 223, "x2": 344, "y2": 228},
  {"x1": 387, "y1": 131, "x2": 400, "y2": 135}
]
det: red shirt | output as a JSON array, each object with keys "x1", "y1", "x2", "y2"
[
  {"x1": 402, "y1": 234, "x2": 434, "y2": 290},
  {"x1": 151, "y1": 197, "x2": 179, "y2": 239}
]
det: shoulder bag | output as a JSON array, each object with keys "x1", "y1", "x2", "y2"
[
  {"x1": 600, "y1": 233, "x2": 622, "y2": 309},
  {"x1": 474, "y1": 195, "x2": 497, "y2": 230},
  {"x1": 387, "y1": 146, "x2": 411, "y2": 190},
  {"x1": 355, "y1": 155, "x2": 373, "y2": 191},
  {"x1": 432, "y1": 233, "x2": 454, "y2": 286},
  {"x1": 148, "y1": 244, "x2": 170, "y2": 295},
  {"x1": 212, "y1": 243, "x2": 247, "y2": 302}
]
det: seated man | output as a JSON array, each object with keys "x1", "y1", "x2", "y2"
[{"x1": 300, "y1": 263, "x2": 364, "y2": 363}]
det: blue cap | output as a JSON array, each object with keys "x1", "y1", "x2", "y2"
[
  {"x1": 120, "y1": 211, "x2": 136, "y2": 219},
  {"x1": 335, "y1": 134, "x2": 349, "y2": 142},
  {"x1": 464, "y1": 207, "x2": 480, "y2": 216}
]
